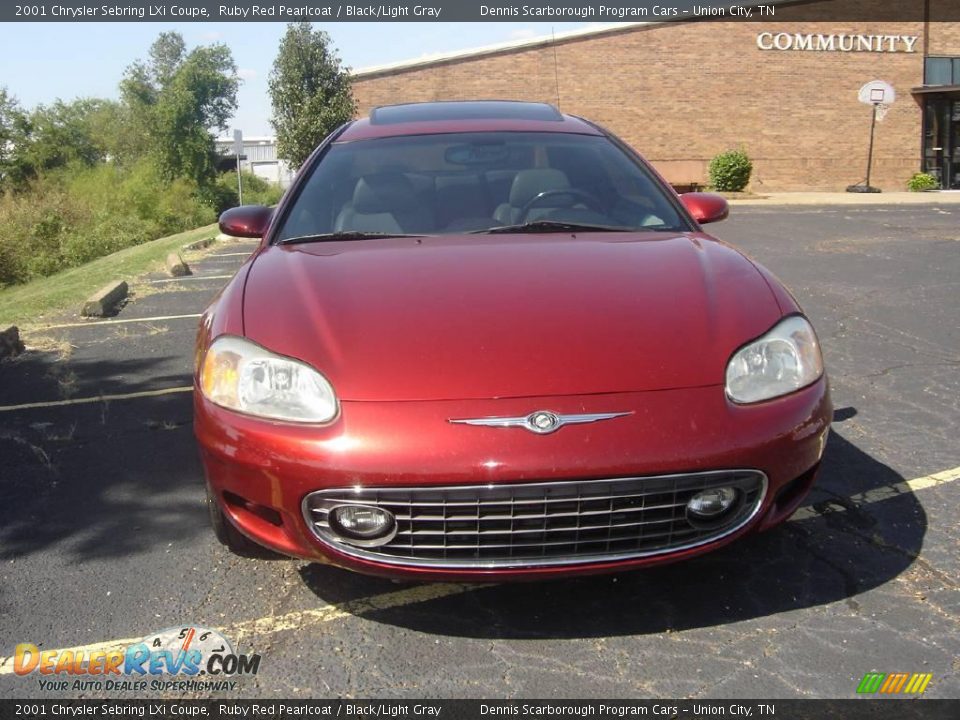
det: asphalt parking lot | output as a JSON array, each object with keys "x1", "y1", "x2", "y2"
[{"x1": 0, "y1": 203, "x2": 958, "y2": 699}]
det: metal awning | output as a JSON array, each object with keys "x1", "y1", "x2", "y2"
[{"x1": 911, "y1": 84, "x2": 960, "y2": 96}]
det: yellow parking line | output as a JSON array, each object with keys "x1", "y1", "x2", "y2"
[
  {"x1": 791, "y1": 465, "x2": 960, "y2": 520},
  {"x1": 35, "y1": 314, "x2": 201, "y2": 330},
  {"x1": 0, "y1": 467, "x2": 956, "y2": 675},
  {"x1": 0, "y1": 386, "x2": 193, "y2": 413},
  {"x1": 229, "y1": 581, "x2": 481, "y2": 638},
  {"x1": 0, "y1": 582, "x2": 480, "y2": 675}
]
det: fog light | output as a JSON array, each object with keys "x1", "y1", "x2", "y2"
[
  {"x1": 687, "y1": 487, "x2": 738, "y2": 519},
  {"x1": 328, "y1": 505, "x2": 397, "y2": 547}
]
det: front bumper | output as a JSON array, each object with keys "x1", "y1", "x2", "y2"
[{"x1": 194, "y1": 379, "x2": 831, "y2": 581}]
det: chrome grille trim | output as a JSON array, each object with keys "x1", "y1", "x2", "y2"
[
  {"x1": 310, "y1": 499, "x2": 688, "y2": 523},
  {"x1": 301, "y1": 470, "x2": 767, "y2": 569}
]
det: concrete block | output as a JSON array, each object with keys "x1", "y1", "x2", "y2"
[
  {"x1": 165, "y1": 252, "x2": 192, "y2": 277},
  {"x1": 82, "y1": 281, "x2": 128, "y2": 317},
  {"x1": 0, "y1": 326, "x2": 25, "y2": 360}
]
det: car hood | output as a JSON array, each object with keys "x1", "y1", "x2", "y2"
[{"x1": 242, "y1": 233, "x2": 783, "y2": 401}]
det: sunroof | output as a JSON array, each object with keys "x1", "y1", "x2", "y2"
[{"x1": 369, "y1": 101, "x2": 563, "y2": 125}]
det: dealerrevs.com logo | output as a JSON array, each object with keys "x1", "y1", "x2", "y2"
[{"x1": 13, "y1": 626, "x2": 261, "y2": 692}]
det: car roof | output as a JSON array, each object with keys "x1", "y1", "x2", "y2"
[{"x1": 337, "y1": 101, "x2": 605, "y2": 141}]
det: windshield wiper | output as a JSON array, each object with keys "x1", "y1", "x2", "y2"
[
  {"x1": 277, "y1": 231, "x2": 424, "y2": 245},
  {"x1": 470, "y1": 220, "x2": 635, "y2": 235}
]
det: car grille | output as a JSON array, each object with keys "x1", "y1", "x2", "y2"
[{"x1": 302, "y1": 470, "x2": 767, "y2": 569}]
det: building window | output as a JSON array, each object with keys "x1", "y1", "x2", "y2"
[{"x1": 925, "y1": 57, "x2": 960, "y2": 86}]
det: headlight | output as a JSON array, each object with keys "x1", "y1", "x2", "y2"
[
  {"x1": 199, "y1": 335, "x2": 338, "y2": 423},
  {"x1": 725, "y1": 316, "x2": 824, "y2": 404}
]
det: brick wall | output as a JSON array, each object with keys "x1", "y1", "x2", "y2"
[
  {"x1": 928, "y1": 14, "x2": 960, "y2": 55},
  {"x1": 353, "y1": 3, "x2": 960, "y2": 191}
]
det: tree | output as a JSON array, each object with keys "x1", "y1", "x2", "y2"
[
  {"x1": 0, "y1": 88, "x2": 31, "y2": 191},
  {"x1": 149, "y1": 31, "x2": 187, "y2": 89},
  {"x1": 269, "y1": 23, "x2": 355, "y2": 169},
  {"x1": 23, "y1": 98, "x2": 111, "y2": 173},
  {"x1": 86, "y1": 99, "x2": 142, "y2": 166},
  {"x1": 121, "y1": 32, "x2": 239, "y2": 189}
]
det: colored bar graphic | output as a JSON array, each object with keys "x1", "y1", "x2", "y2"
[
  {"x1": 890, "y1": 673, "x2": 909, "y2": 693},
  {"x1": 857, "y1": 673, "x2": 886, "y2": 693},
  {"x1": 912, "y1": 673, "x2": 933, "y2": 694},
  {"x1": 857, "y1": 672, "x2": 932, "y2": 694}
]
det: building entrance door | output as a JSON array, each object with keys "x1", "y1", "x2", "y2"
[{"x1": 923, "y1": 98, "x2": 960, "y2": 189}]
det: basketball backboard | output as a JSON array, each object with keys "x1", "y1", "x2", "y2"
[{"x1": 858, "y1": 80, "x2": 896, "y2": 106}]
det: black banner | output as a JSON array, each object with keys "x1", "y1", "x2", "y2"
[
  {"x1": 3, "y1": 701, "x2": 960, "y2": 720},
  {"x1": 3, "y1": 0, "x2": 960, "y2": 23}
]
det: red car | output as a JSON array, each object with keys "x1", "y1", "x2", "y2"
[{"x1": 195, "y1": 101, "x2": 831, "y2": 581}]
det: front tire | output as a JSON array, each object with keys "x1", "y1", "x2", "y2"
[{"x1": 206, "y1": 485, "x2": 276, "y2": 557}]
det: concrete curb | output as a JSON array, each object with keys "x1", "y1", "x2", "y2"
[
  {"x1": 216, "y1": 232, "x2": 243, "y2": 242},
  {"x1": 82, "y1": 281, "x2": 128, "y2": 318},
  {"x1": 728, "y1": 191, "x2": 960, "y2": 206},
  {"x1": 165, "y1": 252, "x2": 192, "y2": 277},
  {"x1": 181, "y1": 237, "x2": 217, "y2": 252}
]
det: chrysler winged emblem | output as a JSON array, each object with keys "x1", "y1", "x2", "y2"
[{"x1": 449, "y1": 410, "x2": 632, "y2": 435}]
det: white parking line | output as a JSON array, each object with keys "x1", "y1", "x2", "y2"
[
  {"x1": 34, "y1": 314, "x2": 202, "y2": 330},
  {"x1": 146, "y1": 275, "x2": 233, "y2": 284},
  {"x1": 0, "y1": 386, "x2": 193, "y2": 413},
  {"x1": 0, "y1": 466, "x2": 956, "y2": 674}
]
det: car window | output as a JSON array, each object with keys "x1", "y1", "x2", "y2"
[{"x1": 275, "y1": 132, "x2": 688, "y2": 239}]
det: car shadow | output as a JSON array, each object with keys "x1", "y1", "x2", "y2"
[
  {"x1": 0, "y1": 352, "x2": 207, "y2": 561},
  {"x1": 298, "y1": 422, "x2": 925, "y2": 638}
]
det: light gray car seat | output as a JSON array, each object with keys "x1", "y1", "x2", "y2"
[
  {"x1": 493, "y1": 169, "x2": 574, "y2": 226},
  {"x1": 335, "y1": 173, "x2": 432, "y2": 233}
]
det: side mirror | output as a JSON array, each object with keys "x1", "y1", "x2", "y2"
[
  {"x1": 679, "y1": 192, "x2": 729, "y2": 225},
  {"x1": 219, "y1": 205, "x2": 273, "y2": 238}
]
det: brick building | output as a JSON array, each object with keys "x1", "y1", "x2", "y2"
[{"x1": 351, "y1": 1, "x2": 960, "y2": 191}]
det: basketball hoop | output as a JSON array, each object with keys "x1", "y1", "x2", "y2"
[{"x1": 847, "y1": 80, "x2": 897, "y2": 193}]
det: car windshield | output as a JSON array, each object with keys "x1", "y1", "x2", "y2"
[{"x1": 274, "y1": 132, "x2": 690, "y2": 241}]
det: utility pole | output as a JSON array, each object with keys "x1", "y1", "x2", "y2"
[{"x1": 233, "y1": 129, "x2": 244, "y2": 205}]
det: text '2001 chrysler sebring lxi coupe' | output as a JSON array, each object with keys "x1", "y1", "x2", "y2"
[{"x1": 194, "y1": 101, "x2": 831, "y2": 581}]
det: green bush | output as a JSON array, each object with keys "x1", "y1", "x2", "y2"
[
  {"x1": 0, "y1": 183, "x2": 88, "y2": 284},
  {"x1": 907, "y1": 172, "x2": 939, "y2": 192},
  {"x1": 0, "y1": 159, "x2": 217, "y2": 289},
  {"x1": 708, "y1": 148, "x2": 753, "y2": 192},
  {"x1": 216, "y1": 171, "x2": 284, "y2": 209}
]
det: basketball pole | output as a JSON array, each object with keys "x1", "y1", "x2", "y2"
[
  {"x1": 864, "y1": 102, "x2": 878, "y2": 190},
  {"x1": 846, "y1": 102, "x2": 883, "y2": 193},
  {"x1": 848, "y1": 80, "x2": 893, "y2": 193}
]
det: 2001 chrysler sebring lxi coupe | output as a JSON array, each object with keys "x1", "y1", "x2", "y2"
[{"x1": 195, "y1": 101, "x2": 831, "y2": 581}]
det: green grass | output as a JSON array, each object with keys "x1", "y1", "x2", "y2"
[{"x1": 0, "y1": 223, "x2": 218, "y2": 328}]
